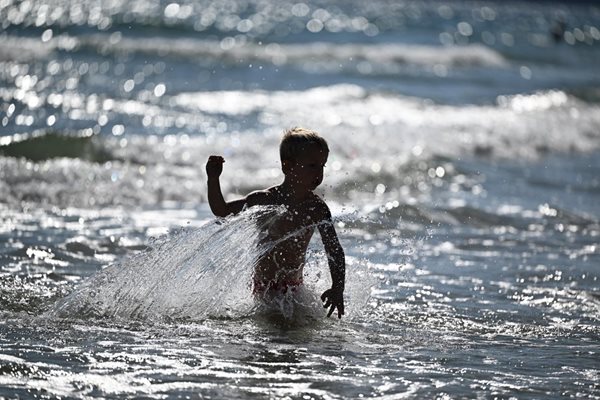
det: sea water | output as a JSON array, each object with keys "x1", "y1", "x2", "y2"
[{"x1": 1, "y1": 0, "x2": 600, "y2": 398}]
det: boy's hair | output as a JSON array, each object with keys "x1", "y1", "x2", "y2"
[{"x1": 280, "y1": 127, "x2": 329, "y2": 162}]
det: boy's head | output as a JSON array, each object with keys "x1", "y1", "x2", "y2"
[
  {"x1": 280, "y1": 127, "x2": 329, "y2": 163},
  {"x1": 280, "y1": 127, "x2": 329, "y2": 190}
]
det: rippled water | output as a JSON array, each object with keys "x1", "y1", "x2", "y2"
[{"x1": 2, "y1": 0, "x2": 600, "y2": 398}]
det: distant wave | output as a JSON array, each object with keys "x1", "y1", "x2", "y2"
[
  {"x1": 356, "y1": 201, "x2": 599, "y2": 232},
  {"x1": 0, "y1": 131, "x2": 113, "y2": 162},
  {"x1": 172, "y1": 85, "x2": 600, "y2": 158},
  {"x1": 92, "y1": 35, "x2": 507, "y2": 67},
  {"x1": 0, "y1": 36, "x2": 56, "y2": 61},
  {"x1": 1, "y1": 85, "x2": 599, "y2": 208},
  {"x1": 1, "y1": 33, "x2": 507, "y2": 68}
]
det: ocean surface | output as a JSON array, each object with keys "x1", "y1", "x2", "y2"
[{"x1": 1, "y1": 0, "x2": 600, "y2": 398}]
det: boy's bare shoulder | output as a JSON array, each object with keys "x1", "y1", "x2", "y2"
[
  {"x1": 245, "y1": 186, "x2": 280, "y2": 207},
  {"x1": 306, "y1": 193, "x2": 333, "y2": 221}
]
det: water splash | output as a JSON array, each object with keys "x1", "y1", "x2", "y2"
[
  {"x1": 51, "y1": 207, "x2": 279, "y2": 321},
  {"x1": 49, "y1": 206, "x2": 374, "y2": 322}
]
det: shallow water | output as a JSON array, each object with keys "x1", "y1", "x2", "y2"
[{"x1": 2, "y1": 0, "x2": 600, "y2": 398}]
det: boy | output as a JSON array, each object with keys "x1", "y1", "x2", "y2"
[{"x1": 205, "y1": 127, "x2": 345, "y2": 318}]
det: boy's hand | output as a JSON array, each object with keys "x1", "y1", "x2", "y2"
[
  {"x1": 206, "y1": 155, "x2": 224, "y2": 179},
  {"x1": 321, "y1": 287, "x2": 344, "y2": 319}
]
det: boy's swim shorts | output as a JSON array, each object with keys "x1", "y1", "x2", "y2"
[{"x1": 252, "y1": 279, "x2": 303, "y2": 295}]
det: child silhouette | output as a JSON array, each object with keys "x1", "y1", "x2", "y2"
[{"x1": 206, "y1": 127, "x2": 346, "y2": 318}]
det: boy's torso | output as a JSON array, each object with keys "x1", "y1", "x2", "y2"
[{"x1": 249, "y1": 186, "x2": 327, "y2": 284}]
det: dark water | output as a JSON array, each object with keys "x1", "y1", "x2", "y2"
[{"x1": 1, "y1": 0, "x2": 600, "y2": 398}]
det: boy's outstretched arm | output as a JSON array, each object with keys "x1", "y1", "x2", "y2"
[
  {"x1": 206, "y1": 155, "x2": 246, "y2": 217},
  {"x1": 318, "y1": 211, "x2": 346, "y2": 319}
]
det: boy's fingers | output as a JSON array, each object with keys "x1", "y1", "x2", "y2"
[
  {"x1": 208, "y1": 155, "x2": 224, "y2": 163},
  {"x1": 321, "y1": 291, "x2": 344, "y2": 319},
  {"x1": 321, "y1": 289, "x2": 333, "y2": 302},
  {"x1": 327, "y1": 305, "x2": 335, "y2": 317}
]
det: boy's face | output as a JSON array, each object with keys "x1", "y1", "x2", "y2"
[{"x1": 284, "y1": 145, "x2": 328, "y2": 191}]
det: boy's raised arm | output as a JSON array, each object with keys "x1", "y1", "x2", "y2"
[
  {"x1": 206, "y1": 155, "x2": 246, "y2": 217},
  {"x1": 318, "y1": 209, "x2": 346, "y2": 319}
]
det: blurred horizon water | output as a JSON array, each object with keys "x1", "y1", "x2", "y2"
[{"x1": 1, "y1": 0, "x2": 600, "y2": 398}]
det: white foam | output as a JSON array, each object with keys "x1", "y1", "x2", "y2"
[
  {"x1": 171, "y1": 84, "x2": 600, "y2": 163},
  {"x1": 2, "y1": 85, "x2": 599, "y2": 208},
  {"x1": 93, "y1": 35, "x2": 507, "y2": 68}
]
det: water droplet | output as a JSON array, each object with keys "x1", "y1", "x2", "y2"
[
  {"x1": 164, "y1": 3, "x2": 180, "y2": 19},
  {"x1": 519, "y1": 66, "x2": 532, "y2": 80},
  {"x1": 41, "y1": 29, "x2": 53, "y2": 42},
  {"x1": 291, "y1": 3, "x2": 310, "y2": 17},
  {"x1": 457, "y1": 22, "x2": 473, "y2": 37},
  {"x1": 154, "y1": 83, "x2": 166, "y2": 97},
  {"x1": 112, "y1": 124, "x2": 125, "y2": 136},
  {"x1": 306, "y1": 19, "x2": 324, "y2": 33},
  {"x1": 123, "y1": 79, "x2": 134, "y2": 92}
]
